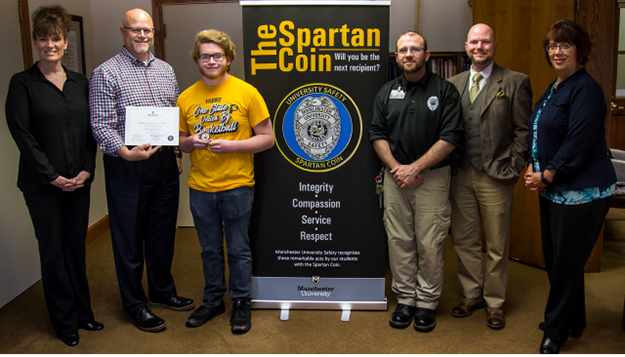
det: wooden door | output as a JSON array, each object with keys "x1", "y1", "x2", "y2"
[
  {"x1": 608, "y1": 5, "x2": 625, "y2": 151},
  {"x1": 612, "y1": 97, "x2": 625, "y2": 151},
  {"x1": 474, "y1": 0, "x2": 620, "y2": 272},
  {"x1": 575, "y1": 0, "x2": 620, "y2": 272},
  {"x1": 473, "y1": 0, "x2": 576, "y2": 270}
]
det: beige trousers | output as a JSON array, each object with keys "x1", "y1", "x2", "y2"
[
  {"x1": 450, "y1": 164, "x2": 515, "y2": 308},
  {"x1": 384, "y1": 166, "x2": 451, "y2": 310}
]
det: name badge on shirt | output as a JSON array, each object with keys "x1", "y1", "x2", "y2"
[{"x1": 389, "y1": 89, "x2": 405, "y2": 99}]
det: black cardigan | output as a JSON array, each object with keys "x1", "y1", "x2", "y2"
[{"x1": 529, "y1": 68, "x2": 616, "y2": 192}]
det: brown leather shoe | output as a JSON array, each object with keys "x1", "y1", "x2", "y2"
[
  {"x1": 451, "y1": 297, "x2": 486, "y2": 317},
  {"x1": 486, "y1": 307, "x2": 506, "y2": 330}
]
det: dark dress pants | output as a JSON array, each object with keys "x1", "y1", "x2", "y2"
[
  {"x1": 539, "y1": 195, "x2": 613, "y2": 343},
  {"x1": 103, "y1": 149, "x2": 179, "y2": 314},
  {"x1": 22, "y1": 184, "x2": 94, "y2": 335}
]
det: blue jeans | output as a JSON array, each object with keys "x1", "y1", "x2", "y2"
[{"x1": 189, "y1": 186, "x2": 254, "y2": 308}]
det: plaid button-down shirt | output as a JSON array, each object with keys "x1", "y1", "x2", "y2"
[{"x1": 89, "y1": 47, "x2": 179, "y2": 156}]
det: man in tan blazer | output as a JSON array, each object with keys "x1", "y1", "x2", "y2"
[{"x1": 447, "y1": 23, "x2": 532, "y2": 330}]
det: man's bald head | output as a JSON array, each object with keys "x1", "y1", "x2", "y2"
[
  {"x1": 467, "y1": 23, "x2": 496, "y2": 43},
  {"x1": 123, "y1": 9, "x2": 152, "y2": 27},
  {"x1": 465, "y1": 23, "x2": 498, "y2": 71},
  {"x1": 120, "y1": 8, "x2": 154, "y2": 61}
]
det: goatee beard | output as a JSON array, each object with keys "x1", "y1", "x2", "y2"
[
  {"x1": 399, "y1": 61, "x2": 424, "y2": 74},
  {"x1": 133, "y1": 41, "x2": 151, "y2": 54}
]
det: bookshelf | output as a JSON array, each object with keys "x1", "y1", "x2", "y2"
[{"x1": 389, "y1": 52, "x2": 470, "y2": 81}]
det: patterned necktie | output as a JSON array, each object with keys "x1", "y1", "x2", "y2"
[{"x1": 470, "y1": 72, "x2": 483, "y2": 103}]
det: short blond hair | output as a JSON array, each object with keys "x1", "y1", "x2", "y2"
[{"x1": 190, "y1": 29, "x2": 235, "y2": 70}]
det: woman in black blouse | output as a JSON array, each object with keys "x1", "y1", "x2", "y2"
[{"x1": 5, "y1": 5, "x2": 102, "y2": 347}]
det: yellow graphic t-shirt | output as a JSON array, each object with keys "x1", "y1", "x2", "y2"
[{"x1": 177, "y1": 75, "x2": 270, "y2": 192}]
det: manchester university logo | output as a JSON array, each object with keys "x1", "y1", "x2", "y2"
[
  {"x1": 274, "y1": 83, "x2": 363, "y2": 173},
  {"x1": 312, "y1": 276, "x2": 320, "y2": 285}
]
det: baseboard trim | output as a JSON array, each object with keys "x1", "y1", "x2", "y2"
[{"x1": 86, "y1": 215, "x2": 109, "y2": 246}]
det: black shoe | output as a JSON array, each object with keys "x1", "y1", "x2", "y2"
[
  {"x1": 57, "y1": 333, "x2": 79, "y2": 347},
  {"x1": 413, "y1": 307, "x2": 436, "y2": 332},
  {"x1": 230, "y1": 300, "x2": 252, "y2": 334},
  {"x1": 540, "y1": 336, "x2": 560, "y2": 354},
  {"x1": 389, "y1": 304, "x2": 416, "y2": 328},
  {"x1": 150, "y1": 296, "x2": 195, "y2": 311},
  {"x1": 127, "y1": 306, "x2": 166, "y2": 332},
  {"x1": 80, "y1": 321, "x2": 104, "y2": 331},
  {"x1": 186, "y1": 301, "x2": 226, "y2": 328},
  {"x1": 539, "y1": 322, "x2": 583, "y2": 339}
]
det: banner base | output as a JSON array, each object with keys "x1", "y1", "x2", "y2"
[{"x1": 251, "y1": 298, "x2": 387, "y2": 310}]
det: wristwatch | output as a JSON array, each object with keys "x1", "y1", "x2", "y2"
[
  {"x1": 541, "y1": 172, "x2": 551, "y2": 185},
  {"x1": 174, "y1": 146, "x2": 182, "y2": 159}
]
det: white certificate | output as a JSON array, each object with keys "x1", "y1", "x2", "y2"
[{"x1": 124, "y1": 106, "x2": 180, "y2": 146}]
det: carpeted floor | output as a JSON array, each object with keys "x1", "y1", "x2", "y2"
[{"x1": 1, "y1": 216, "x2": 624, "y2": 353}]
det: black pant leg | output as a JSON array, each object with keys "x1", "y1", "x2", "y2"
[
  {"x1": 104, "y1": 155, "x2": 148, "y2": 313},
  {"x1": 23, "y1": 186, "x2": 93, "y2": 335},
  {"x1": 539, "y1": 195, "x2": 612, "y2": 343},
  {"x1": 103, "y1": 151, "x2": 179, "y2": 312},
  {"x1": 145, "y1": 149, "x2": 179, "y2": 300},
  {"x1": 62, "y1": 186, "x2": 96, "y2": 325}
]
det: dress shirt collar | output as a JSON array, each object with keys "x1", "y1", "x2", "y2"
[
  {"x1": 470, "y1": 61, "x2": 494, "y2": 89},
  {"x1": 119, "y1": 46, "x2": 155, "y2": 66},
  {"x1": 30, "y1": 62, "x2": 78, "y2": 83}
]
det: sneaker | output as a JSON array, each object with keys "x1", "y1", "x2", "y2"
[
  {"x1": 185, "y1": 301, "x2": 226, "y2": 328},
  {"x1": 413, "y1": 307, "x2": 436, "y2": 332},
  {"x1": 230, "y1": 300, "x2": 251, "y2": 334}
]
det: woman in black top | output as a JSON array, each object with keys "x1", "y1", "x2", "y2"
[
  {"x1": 524, "y1": 20, "x2": 616, "y2": 354},
  {"x1": 5, "y1": 5, "x2": 102, "y2": 347}
]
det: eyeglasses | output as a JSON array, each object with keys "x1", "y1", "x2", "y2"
[
  {"x1": 198, "y1": 53, "x2": 226, "y2": 62},
  {"x1": 397, "y1": 47, "x2": 424, "y2": 56},
  {"x1": 123, "y1": 26, "x2": 154, "y2": 35},
  {"x1": 546, "y1": 43, "x2": 575, "y2": 53}
]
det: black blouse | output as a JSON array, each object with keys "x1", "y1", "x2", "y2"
[{"x1": 5, "y1": 63, "x2": 96, "y2": 191}]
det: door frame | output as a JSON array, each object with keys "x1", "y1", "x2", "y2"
[
  {"x1": 152, "y1": 0, "x2": 236, "y2": 60},
  {"x1": 18, "y1": 0, "x2": 32, "y2": 70}
]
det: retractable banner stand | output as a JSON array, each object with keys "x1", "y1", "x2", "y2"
[{"x1": 242, "y1": 0, "x2": 390, "y2": 312}]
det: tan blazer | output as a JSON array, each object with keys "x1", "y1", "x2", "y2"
[{"x1": 448, "y1": 63, "x2": 532, "y2": 183}]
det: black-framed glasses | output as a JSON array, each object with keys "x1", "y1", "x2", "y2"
[
  {"x1": 123, "y1": 26, "x2": 154, "y2": 35},
  {"x1": 198, "y1": 53, "x2": 226, "y2": 62},
  {"x1": 546, "y1": 43, "x2": 575, "y2": 53},
  {"x1": 397, "y1": 47, "x2": 424, "y2": 56}
]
